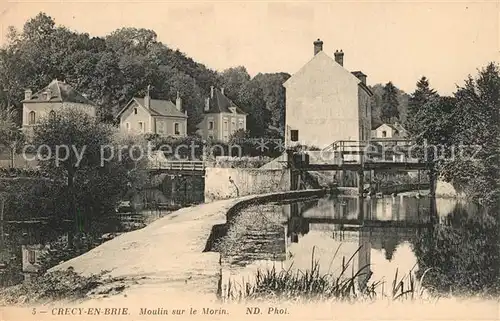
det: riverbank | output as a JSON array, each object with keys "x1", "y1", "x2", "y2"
[
  {"x1": 27, "y1": 190, "x2": 323, "y2": 304},
  {"x1": 1, "y1": 189, "x2": 498, "y2": 320}
]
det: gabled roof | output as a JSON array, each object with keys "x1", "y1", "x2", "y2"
[
  {"x1": 22, "y1": 79, "x2": 96, "y2": 105},
  {"x1": 374, "y1": 123, "x2": 400, "y2": 131},
  {"x1": 205, "y1": 88, "x2": 247, "y2": 115},
  {"x1": 283, "y1": 51, "x2": 373, "y2": 96},
  {"x1": 115, "y1": 96, "x2": 187, "y2": 119}
]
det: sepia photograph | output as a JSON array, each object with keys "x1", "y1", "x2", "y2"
[{"x1": 0, "y1": 1, "x2": 498, "y2": 320}]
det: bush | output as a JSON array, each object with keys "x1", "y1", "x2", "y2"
[{"x1": 0, "y1": 268, "x2": 116, "y2": 305}]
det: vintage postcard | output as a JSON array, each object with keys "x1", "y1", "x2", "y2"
[{"x1": 0, "y1": 1, "x2": 498, "y2": 320}]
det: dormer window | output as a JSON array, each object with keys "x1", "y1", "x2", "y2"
[
  {"x1": 382, "y1": 130, "x2": 387, "y2": 138},
  {"x1": 28, "y1": 111, "x2": 36, "y2": 125}
]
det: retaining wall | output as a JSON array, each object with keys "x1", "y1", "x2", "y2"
[{"x1": 204, "y1": 167, "x2": 291, "y2": 202}]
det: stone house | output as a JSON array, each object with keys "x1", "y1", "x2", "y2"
[
  {"x1": 21, "y1": 79, "x2": 97, "y2": 138},
  {"x1": 372, "y1": 123, "x2": 407, "y2": 139},
  {"x1": 197, "y1": 86, "x2": 247, "y2": 142},
  {"x1": 117, "y1": 90, "x2": 188, "y2": 137},
  {"x1": 283, "y1": 39, "x2": 373, "y2": 150}
]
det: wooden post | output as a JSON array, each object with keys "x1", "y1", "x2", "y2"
[
  {"x1": 357, "y1": 170, "x2": 364, "y2": 196},
  {"x1": 171, "y1": 176, "x2": 176, "y2": 205},
  {"x1": 428, "y1": 168, "x2": 437, "y2": 223},
  {"x1": 417, "y1": 170, "x2": 421, "y2": 193},
  {"x1": 0, "y1": 196, "x2": 4, "y2": 245}
]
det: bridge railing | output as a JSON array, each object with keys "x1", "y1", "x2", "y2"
[{"x1": 154, "y1": 160, "x2": 206, "y2": 171}]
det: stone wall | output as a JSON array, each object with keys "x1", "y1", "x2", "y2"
[{"x1": 204, "y1": 168, "x2": 290, "y2": 202}]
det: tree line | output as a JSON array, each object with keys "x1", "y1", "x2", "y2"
[{"x1": 0, "y1": 13, "x2": 289, "y2": 137}]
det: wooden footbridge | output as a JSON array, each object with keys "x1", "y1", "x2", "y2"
[
  {"x1": 148, "y1": 160, "x2": 206, "y2": 176},
  {"x1": 286, "y1": 139, "x2": 436, "y2": 195}
]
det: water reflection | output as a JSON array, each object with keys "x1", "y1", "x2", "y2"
[{"x1": 219, "y1": 195, "x2": 495, "y2": 296}]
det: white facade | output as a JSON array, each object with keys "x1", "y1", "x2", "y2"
[{"x1": 284, "y1": 49, "x2": 371, "y2": 150}]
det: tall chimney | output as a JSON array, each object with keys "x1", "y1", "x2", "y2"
[
  {"x1": 24, "y1": 89, "x2": 32, "y2": 100},
  {"x1": 210, "y1": 86, "x2": 214, "y2": 98},
  {"x1": 144, "y1": 85, "x2": 151, "y2": 108},
  {"x1": 334, "y1": 50, "x2": 344, "y2": 66},
  {"x1": 204, "y1": 97, "x2": 210, "y2": 112},
  {"x1": 313, "y1": 38, "x2": 323, "y2": 56},
  {"x1": 176, "y1": 91, "x2": 182, "y2": 111}
]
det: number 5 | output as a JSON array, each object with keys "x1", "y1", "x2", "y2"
[{"x1": 32, "y1": 308, "x2": 36, "y2": 315}]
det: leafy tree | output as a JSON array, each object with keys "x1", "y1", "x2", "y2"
[
  {"x1": 32, "y1": 107, "x2": 147, "y2": 246},
  {"x1": 220, "y1": 66, "x2": 251, "y2": 103},
  {"x1": 441, "y1": 63, "x2": 500, "y2": 208},
  {"x1": 0, "y1": 106, "x2": 25, "y2": 167},
  {"x1": 406, "y1": 76, "x2": 439, "y2": 136},
  {"x1": 0, "y1": 13, "x2": 219, "y2": 131},
  {"x1": 370, "y1": 83, "x2": 408, "y2": 127},
  {"x1": 380, "y1": 82, "x2": 400, "y2": 123}
]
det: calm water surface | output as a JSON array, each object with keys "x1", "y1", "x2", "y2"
[{"x1": 217, "y1": 195, "x2": 499, "y2": 296}]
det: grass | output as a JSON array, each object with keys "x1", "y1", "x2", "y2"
[
  {"x1": 219, "y1": 246, "x2": 433, "y2": 303},
  {"x1": 0, "y1": 268, "x2": 127, "y2": 306}
]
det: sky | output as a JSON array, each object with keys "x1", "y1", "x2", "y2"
[{"x1": 0, "y1": 1, "x2": 498, "y2": 95}]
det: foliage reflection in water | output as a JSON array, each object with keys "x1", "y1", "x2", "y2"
[{"x1": 213, "y1": 195, "x2": 499, "y2": 301}]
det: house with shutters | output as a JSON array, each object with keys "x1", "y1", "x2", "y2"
[
  {"x1": 284, "y1": 39, "x2": 373, "y2": 150},
  {"x1": 21, "y1": 79, "x2": 97, "y2": 138},
  {"x1": 197, "y1": 86, "x2": 247, "y2": 142},
  {"x1": 117, "y1": 88, "x2": 188, "y2": 137}
]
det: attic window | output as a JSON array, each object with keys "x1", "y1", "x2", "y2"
[
  {"x1": 134, "y1": 108, "x2": 138, "y2": 115},
  {"x1": 28, "y1": 111, "x2": 36, "y2": 125},
  {"x1": 382, "y1": 131, "x2": 387, "y2": 138}
]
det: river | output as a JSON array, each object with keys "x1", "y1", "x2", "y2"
[{"x1": 215, "y1": 195, "x2": 499, "y2": 298}]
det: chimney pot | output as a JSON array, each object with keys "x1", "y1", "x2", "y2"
[
  {"x1": 313, "y1": 38, "x2": 323, "y2": 56},
  {"x1": 334, "y1": 49, "x2": 344, "y2": 66},
  {"x1": 24, "y1": 89, "x2": 32, "y2": 100}
]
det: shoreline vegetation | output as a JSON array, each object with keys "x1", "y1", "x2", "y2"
[
  {"x1": 0, "y1": 190, "x2": 498, "y2": 307},
  {"x1": 0, "y1": 11, "x2": 497, "y2": 312},
  {"x1": 219, "y1": 247, "x2": 433, "y2": 304}
]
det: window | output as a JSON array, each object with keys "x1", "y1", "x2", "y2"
[
  {"x1": 382, "y1": 130, "x2": 387, "y2": 138},
  {"x1": 223, "y1": 121, "x2": 228, "y2": 131},
  {"x1": 125, "y1": 122, "x2": 130, "y2": 131},
  {"x1": 174, "y1": 123, "x2": 180, "y2": 135},
  {"x1": 138, "y1": 121, "x2": 144, "y2": 132},
  {"x1": 208, "y1": 121, "x2": 214, "y2": 130},
  {"x1": 290, "y1": 130, "x2": 299, "y2": 142},
  {"x1": 134, "y1": 107, "x2": 138, "y2": 115},
  {"x1": 238, "y1": 120, "x2": 244, "y2": 129},
  {"x1": 28, "y1": 250, "x2": 36, "y2": 265},
  {"x1": 157, "y1": 121, "x2": 164, "y2": 134},
  {"x1": 28, "y1": 111, "x2": 36, "y2": 125},
  {"x1": 231, "y1": 119, "x2": 236, "y2": 130}
]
